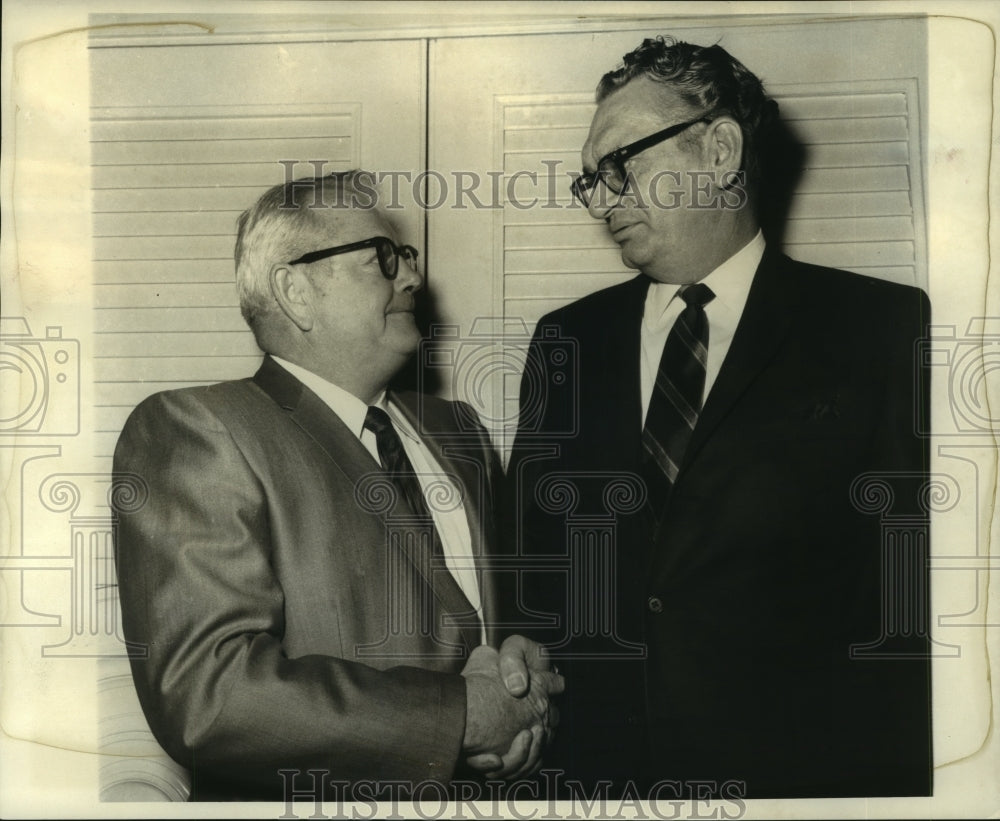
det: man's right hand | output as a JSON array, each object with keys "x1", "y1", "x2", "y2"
[{"x1": 460, "y1": 643, "x2": 563, "y2": 773}]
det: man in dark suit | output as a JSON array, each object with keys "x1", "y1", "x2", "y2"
[
  {"x1": 114, "y1": 171, "x2": 562, "y2": 802},
  {"x1": 507, "y1": 36, "x2": 931, "y2": 799}
]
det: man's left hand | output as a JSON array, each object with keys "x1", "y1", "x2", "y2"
[{"x1": 464, "y1": 635, "x2": 563, "y2": 779}]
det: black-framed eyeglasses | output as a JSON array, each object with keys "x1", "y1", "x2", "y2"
[
  {"x1": 570, "y1": 115, "x2": 713, "y2": 206},
  {"x1": 287, "y1": 235, "x2": 418, "y2": 280}
]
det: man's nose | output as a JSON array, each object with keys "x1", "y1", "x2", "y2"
[
  {"x1": 586, "y1": 178, "x2": 617, "y2": 221},
  {"x1": 395, "y1": 255, "x2": 423, "y2": 292}
]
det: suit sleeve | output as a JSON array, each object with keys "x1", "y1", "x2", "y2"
[{"x1": 112, "y1": 390, "x2": 467, "y2": 795}]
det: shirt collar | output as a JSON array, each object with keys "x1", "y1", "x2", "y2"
[
  {"x1": 644, "y1": 230, "x2": 765, "y2": 330},
  {"x1": 270, "y1": 356, "x2": 419, "y2": 443},
  {"x1": 374, "y1": 392, "x2": 421, "y2": 443},
  {"x1": 270, "y1": 356, "x2": 372, "y2": 439}
]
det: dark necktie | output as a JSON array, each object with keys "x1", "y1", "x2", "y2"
[
  {"x1": 641, "y1": 282, "x2": 716, "y2": 523},
  {"x1": 363, "y1": 406, "x2": 440, "y2": 540}
]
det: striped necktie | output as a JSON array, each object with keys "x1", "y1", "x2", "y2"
[
  {"x1": 641, "y1": 282, "x2": 715, "y2": 524},
  {"x1": 364, "y1": 406, "x2": 440, "y2": 543}
]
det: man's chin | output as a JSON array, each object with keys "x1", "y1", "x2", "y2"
[
  {"x1": 388, "y1": 322, "x2": 422, "y2": 355},
  {"x1": 618, "y1": 247, "x2": 642, "y2": 271}
]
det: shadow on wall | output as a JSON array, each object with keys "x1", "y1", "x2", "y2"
[
  {"x1": 394, "y1": 280, "x2": 444, "y2": 397},
  {"x1": 757, "y1": 115, "x2": 808, "y2": 253}
]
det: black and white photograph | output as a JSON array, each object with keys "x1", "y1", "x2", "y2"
[{"x1": 1, "y1": 1, "x2": 998, "y2": 818}]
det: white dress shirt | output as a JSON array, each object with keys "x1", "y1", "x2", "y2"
[
  {"x1": 271, "y1": 356, "x2": 486, "y2": 644},
  {"x1": 640, "y1": 231, "x2": 765, "y2": 425}
]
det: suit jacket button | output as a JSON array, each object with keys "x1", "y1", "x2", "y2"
[{"x1": 647, "y1": 596, "x2": 663, "y2": 613}]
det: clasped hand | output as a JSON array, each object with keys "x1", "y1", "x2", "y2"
[{"x1": 461, "y1": 635, "x2": 564, "y2": 780}]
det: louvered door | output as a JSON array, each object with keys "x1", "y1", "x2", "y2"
[
  {"x1": 777, "y1": 80, "x2": 925, "y2": 285},
  {"x1": 90, "y1": 39, "x2": 425, "y2": 465}
]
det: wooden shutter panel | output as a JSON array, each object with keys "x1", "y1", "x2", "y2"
[{"x1": 91, "y1": 103, "x2": 360, "y2": 458}]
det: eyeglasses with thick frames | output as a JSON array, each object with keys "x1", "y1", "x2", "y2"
[
  {"x1": 570, "y1": 115, "x2": 713, "y2": 206},
  {"x1": 287, "y1": 236, "x2": 418, "y2": 280}
]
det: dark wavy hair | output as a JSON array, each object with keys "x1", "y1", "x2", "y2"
[{"x1": 597, "y1": 36, "x2": 779, "y2": 191}]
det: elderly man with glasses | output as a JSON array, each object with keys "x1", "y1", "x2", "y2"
[
  {"x1": 113, "y1": 171, "x2": 563, "y2": 802},
  {"x1": 507, "y1": 36, "x2": 932, "y2": 799}
]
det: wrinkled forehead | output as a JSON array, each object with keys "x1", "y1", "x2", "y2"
[
  {"x1": 310, "y1": 204, "x2": 394, "y2": 246},
  {"x1": 582, "y1": 77, "x2": 690, "y2": 170}
]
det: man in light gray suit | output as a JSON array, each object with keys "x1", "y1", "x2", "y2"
[{"x1": 114, "y1": 171, "x2": 562, "y2": 802}]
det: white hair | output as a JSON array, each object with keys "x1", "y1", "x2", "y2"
[{"x1": 233, "y1": 170, "x2": 377, "y2": 343}]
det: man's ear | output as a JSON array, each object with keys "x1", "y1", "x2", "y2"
[
  {"x1": 270, "y1": 263, "x2": 314, "y2": 332},
  {"x1": 706, "y1": 117, "x2": 744, "y2": 181}
]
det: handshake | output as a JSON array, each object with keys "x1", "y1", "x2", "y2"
[{"x1": 460, "y1": 635, "x2": 565, "y2": 780}]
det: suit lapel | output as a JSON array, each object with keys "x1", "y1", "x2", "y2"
[
  {"x1": 392, "y1": 392, "x2": 486, "y2": 651},
  {"x1": 253, "y1": 357, "x2": 479, "y2": 653},
  {"x1": 253, "y1": 355, "x2": 379, "y2": 486},
  {"x1": 596, "y1": 275, "x2": 650, "y2": 466},
  {"x1": 680, "y1": 250, "x2": 799, "y2": 471}
]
